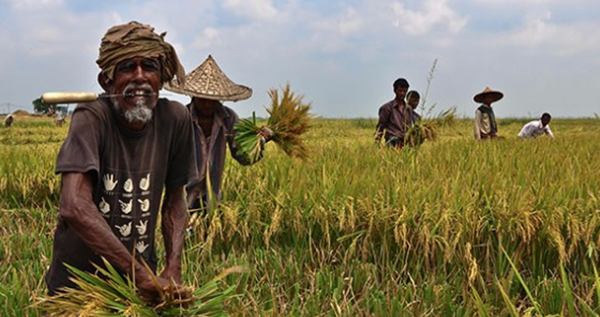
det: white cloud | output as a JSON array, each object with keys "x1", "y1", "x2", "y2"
[
  {"x1": 223, "y1": 0, "x2": 278, "y2": 20},
  {"x1": 509, "y1": 11, "x2": 600, "y2": 55},
  {"x1": 193, "y1": 27, "x2": 221, "y2": 51},
  {"x1": 336, "y1": 7, "x2": 363, "y2": 36},
  {"x1": 391, "y1": 0, "x2": 467, "y2": 35},
  {"x1": 474, "y1": 0, "x2": 557, "y2": 4},
  {"x1": 1, "y1": 0, "x2": 599, "y2": 118},
  {"x1": 3, "y1": 0, "x2": 63, "y2": 10},
  {"x1": 298, "y1": 6, "x2": 370, "y2": 54}
]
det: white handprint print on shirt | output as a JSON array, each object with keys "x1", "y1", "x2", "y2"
[
  {"x1": 136, "y1": 241, "x2": 149, "y2": 253},
  {"x1": 98, "y1": 197, "x2": 110, "y2": 214},
  {"x1": 118, "y1": 199, "x2": 133, "y2": 214},
  {"x1": 103, "y1": 174, "x2": 118, "y2": 191},
  {"x1": 136, "y1": 220, "x2": 148, "y2": 235},
  {"x1": 115, "y1": 222, "x2": 132, "y2": 237},
  {"x1": 139, "y1": 173, "x2": 151, "y2": 191},
  {"x1": 137, "y1": 198, "x2": 150, "y2": 212},
  {"x1": 124, "y1": 178, "x2": 134, "y2": 193}
]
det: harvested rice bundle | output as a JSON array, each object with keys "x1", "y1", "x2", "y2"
[
  {"x1": 234, "y1": 83, "x2": 312, "y2": 162},
  {"x1": 38, "y1": 258, "x2": 240, "y2": 317},
  {"x1": 405, "y1": 120, "x2": 438, "y2": 147},
  {"x1": 405, "y1": 107, "x2": 456, "y2": 147}
]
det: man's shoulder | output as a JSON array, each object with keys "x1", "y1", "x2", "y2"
[
  {"x1": 379, "y1": 99, "x2": 396, "y2": 110},
  {"x1": 219, "y1": 104, "x2": 237, "y2": 116},
  {"x1": 72, "y1": 100, "x2": 110, "y2": 120},
  {"x1": 525, "y1": 120, "x2": 540, "y2": 127},
  {"x1": 157, "y1": 98, "x2": 190, "y2": 119},
  {"x1": 382, "y1": 99, "x2": 396, "y2": 107}
]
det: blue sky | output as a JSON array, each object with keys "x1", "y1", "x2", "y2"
[{"x1": 1, "y1": 0, "x2": 599, "y2": 119}]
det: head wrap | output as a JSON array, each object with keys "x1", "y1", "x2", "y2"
[{"x1": 96, "y1": 21, "x2": 185, "y2": 86}]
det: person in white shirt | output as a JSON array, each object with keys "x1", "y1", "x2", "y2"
[{"x1": 518, "y1": 113, "x2": 554, "y2": 139}]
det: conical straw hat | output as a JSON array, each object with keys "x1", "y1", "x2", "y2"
[
  {"x1": 473, "y1": 87, "x2": 503, "y2": 104},
  {"x1": 164, "y1": 55, "x2": 252, "y2": 101}
]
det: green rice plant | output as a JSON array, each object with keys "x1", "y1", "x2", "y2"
[
  {"x1": 501, "y1": 244, "x2": 544, "y2": 315},
  {"x1": 234, "y1": 83, "x2": 312, "y2": 162},
  {"x1": 37, "y1": 258, "x2": 240, "y2": 316},
  {"x1": 560, "y1": 263, "x2": 580, "y2": 317}
]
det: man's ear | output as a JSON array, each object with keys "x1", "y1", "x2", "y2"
[{"x1": 98, "y1": 72, "x2": 111, "y2": 92}]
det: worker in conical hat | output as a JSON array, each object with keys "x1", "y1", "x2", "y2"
[
  {"x1": 473, "y1": 87, "x2": 503, "y2": 140},
  {"x1": 165, "y1": 55, "x2": 274, "y2": 219}
]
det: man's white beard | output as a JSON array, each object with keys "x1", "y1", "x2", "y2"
[
  {"x1": 123, "y1": 99, "x2": 153, "y2": 124},
  {"x1": 112, "y1": 83, "x2": 154, "y2": 124}
]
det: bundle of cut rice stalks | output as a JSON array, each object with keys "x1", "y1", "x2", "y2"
[
  {"x1": 234, "y1": 83, "x2": 312, "y2": 162},
  {"x1": 405, "y1": 107, "x2": 457, "y2": 147},
  {"x1": 37, "y1": 258, "x2": 241, "y2": 317}
]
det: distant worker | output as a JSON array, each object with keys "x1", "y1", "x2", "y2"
[
  {"x1": 406, "y1": 90, "x2": 421, "y2": 122},
  {"x1": 473, "y1": 87, "x2": 503, "y2": 140},
  {"x1": 3, "y1": 114, "x2": 13, "y2": 127},
  {"x1": 518, "y1": 113, "x2": 554, "y2": 139},
  {"x1": 55, "y1": 111, "x2": 66, "y2": 127},
  {"x1": 375, "y1": 78, "x2": 414, "y2": 148}
]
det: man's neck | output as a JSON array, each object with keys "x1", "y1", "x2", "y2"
[{"x1": 395, "y1": 98, "x2": 406, "y2": 108}]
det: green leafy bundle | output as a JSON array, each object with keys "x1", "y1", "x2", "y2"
[
  {"x1": 234, "y1": 83, "x2": 312, "y2": 162},
  {"x1": 38, "y1": 258, "x2": 239, "y2": 317}
]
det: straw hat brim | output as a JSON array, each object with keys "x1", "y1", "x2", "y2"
[
  {"x1": 473, "y1": 88, "x2": 503, "y2": 104},
  {"x1": 164, "y1": 55, "x2": 252, "y2": 102}
]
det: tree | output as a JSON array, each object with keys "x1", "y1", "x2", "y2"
[{"x1": 32, "y1": 98, "x2": 57, "y2": 115}]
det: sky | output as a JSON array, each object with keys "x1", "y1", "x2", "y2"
[{"x1": 1, "y1": 0, "x2": 599, "y2": 119}]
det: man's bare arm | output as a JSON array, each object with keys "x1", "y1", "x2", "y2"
[{"x1": 160, "y1": 185, "x2": 188, "y2": 283}]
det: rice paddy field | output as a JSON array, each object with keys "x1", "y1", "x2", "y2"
[{"x1": 2, "y1": 114, "x2": 600, "y2": 316}]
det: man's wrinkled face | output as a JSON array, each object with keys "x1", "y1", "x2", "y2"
[{"x1": 109, "y1": 58, "x2": 162, "y2": 124}]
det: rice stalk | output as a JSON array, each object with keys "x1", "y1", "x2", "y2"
[
  {"x1": 37, "y1": 258, "x2": 241, "y2": 316},
  {"x1": 234, "y1": 83, "x2": 312, "y2": 161}
]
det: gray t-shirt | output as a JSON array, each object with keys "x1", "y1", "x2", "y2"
[{"x1": 46, "y1": 97, "x2": 196, "y2": 294}]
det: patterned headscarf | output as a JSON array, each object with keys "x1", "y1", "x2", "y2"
[{"x1": 96, "y1": 21, "x2": 185, "y2": 86}]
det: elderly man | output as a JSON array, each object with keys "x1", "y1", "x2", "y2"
[
  {"x1": 45, "y1": 21, "x2": 196, "y2": 303},
  {"x1": 375, "y1": 78, "x2": 414, "y2": 149},
  {"x1": 473, "y1": 87, "x2": 503, "y2": 140},
  {"x1": 165, "y1": 55, "x2": 272, "y2": 218},
  {"x1": 518, "y1": 112, "x2": 554, "y2": 139}
]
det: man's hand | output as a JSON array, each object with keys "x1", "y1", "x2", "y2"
[
  {"x1": 136, "y1": 273, "x2": 191, "y2": 305},
  {"x1": 258, "y1": 126, "x2": 275, "y2": 143}
]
